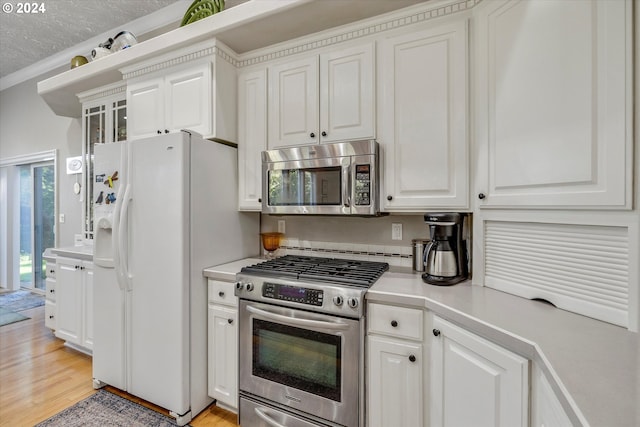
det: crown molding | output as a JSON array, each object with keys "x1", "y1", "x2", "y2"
[
  {"x1": 238, "y1": 0, "x2": 481, "y2": 68},
  {"x1": 0, "y1": 1, "x2": 190, "y2": 92},
  {"x1": 120, "y1": 39, "x2": 238, "y2": 80}
]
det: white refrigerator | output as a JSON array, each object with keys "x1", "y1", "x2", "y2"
[{"x1": 92, "y1": 130, "x2": 259, "y2": 426}]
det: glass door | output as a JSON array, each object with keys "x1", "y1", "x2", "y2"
[{"x1": 19, "y1": 162, "x2": 55, "y2": 291}]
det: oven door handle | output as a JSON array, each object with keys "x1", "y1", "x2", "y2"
[
  {"x1": 246, "y1": 305, "x2": 351, "y2": 331},
  {"x1": 254, "y1": 407, "x2": 287, "y2": 427}
]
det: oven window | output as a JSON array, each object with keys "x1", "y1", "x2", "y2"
[
  {"x1": 252, "y1": 319, "x2": 341, "y2": 401},
  {"x1": 268, "y1": 167, "x2": 341, "y2": 206}
]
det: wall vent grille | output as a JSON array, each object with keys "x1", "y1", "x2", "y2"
[{"x1": 484, "y1": 221, "x2": 629, "y2": 327}]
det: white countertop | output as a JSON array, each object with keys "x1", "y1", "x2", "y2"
[
  {"x1": 203, "y1": 258, "x2": 263, "y2": 282},
  {"x1": 368, "y1": 268, "x2": 640, "y2": 427},
  {"x1": 50, "y1": 245, "x2": 94, "y2": 261}
]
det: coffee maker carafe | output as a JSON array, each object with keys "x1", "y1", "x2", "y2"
[{"x1": 422, "y1": 212, "x2": 468, "y2": 286}]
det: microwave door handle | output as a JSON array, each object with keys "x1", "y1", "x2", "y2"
[
  {"x1": 343, "y1": 165, "x2": 351, "y2": 208},
  {"x1": 254, "y1": 407, "x2": 287, "y2": 427},
  {"x1": 246, "y1": 305, "x2": 350, "y2": 331}
]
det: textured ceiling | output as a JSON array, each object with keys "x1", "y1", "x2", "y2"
[{"x1": 0, "y1": 0, "x2": 187, "y2": 79}]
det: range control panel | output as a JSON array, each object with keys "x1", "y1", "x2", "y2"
[{"x1": 263, "y1": 283, "x2": 323, "y2": 306}]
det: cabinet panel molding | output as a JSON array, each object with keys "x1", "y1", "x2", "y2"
[{"x1": 475, "y1": 0, "x2": 632, "y2": 208}]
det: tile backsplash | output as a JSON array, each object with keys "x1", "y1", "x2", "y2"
[{"x1": 261, "y1": 214, "x2": 430, "y2": 267}]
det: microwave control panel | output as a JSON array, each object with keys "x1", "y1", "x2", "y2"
[
  {"x1": 263, "y1": 283, "x2": 324, "y2": 306},
  {"x1": 354, "y1": 164, "x2": 371, "y2": 206}
]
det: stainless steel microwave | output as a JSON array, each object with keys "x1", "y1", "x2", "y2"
[{"x1": 262, "y1": 140, "x2": 379, "y2": 216}]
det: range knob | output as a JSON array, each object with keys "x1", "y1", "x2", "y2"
[
  {"x1": 245, "y1": 282, "x2": 254, "y2": 292},
  {"x1": 347, "y1": 297, "x2": 359, "y2": 308},
  {"x1": 235, "y1": 282, "x2": 244, "y2": 291},
  {"x1": 332, "y1": 296, "x2": 344, "y2": 306}
]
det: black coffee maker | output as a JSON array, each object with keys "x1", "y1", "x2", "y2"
[{"x1": 422, "y1": 212, "x2": 468, "y2": 286}]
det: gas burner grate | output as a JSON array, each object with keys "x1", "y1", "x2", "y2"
[{"x1": 241, "y1": 255, "x2": 389, "y2": 287}]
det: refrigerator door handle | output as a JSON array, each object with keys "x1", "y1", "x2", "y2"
[{"x1": 118, "y1": 184, "x2": 133, "y2": 291}]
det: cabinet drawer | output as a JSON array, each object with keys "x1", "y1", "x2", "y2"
[
  {"x1": 208, "y1": 280, "x2": 238, "y2": 307},
  {"x1": 368, "y1": 303, "x2": 423, "y2": 341},
  {"x1": 45, "y1": 278, "x2": 56, "y2": 302},
  {"x1": 46, "y1": 265, "x2": 56, "y2": 279},
  {"x1": 45, "y1": 300, "x2": 56, "y2": 330}
]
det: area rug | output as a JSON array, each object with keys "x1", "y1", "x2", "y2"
[
  {"x1": 35, "y1": 389, "x2": 188, "y2": 426},
  {"x1": 0, "y1": 290, "x2": 44, "y2": 311},
  {"x1": 0, "y1": 307, "x2": 29, "y2": 326}
]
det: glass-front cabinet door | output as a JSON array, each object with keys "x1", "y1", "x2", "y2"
[{"x1": 80, "y1": 83, "x2": 126, "y2": 240}]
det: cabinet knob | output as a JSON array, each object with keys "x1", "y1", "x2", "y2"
[
  {"x1": 157, "y1": 130, "x2": 162, "y2": 134},
  {"x1": 50, "y1": 289, "x2": 55, "y2": 293},
  {"x1": 409, "y1": 355, "x2": 416, "y2": 362},
  {"x1": 49, "y1": 315, "x2": 54, "y2": 319},
  {"x1": 49, "y1": 269, "x2": 54, "y2": 274},
  {"x1": 310, "y1": 132, "x2": 316, "y2": 138},
  {"x1": 321, "y1": 131, "x2": 327, "y2": 137},
  {"x1": 478, "y1": 193, "x2": 486, "y2": 200},
  {"x1": 164, "y1": 129, "x2": 169, "y2": 134},
  {"x1": 390, "y1": 320, "x2": 398, "y2": 327},
  {"x1": 227, "y1": 318, "x2": 234, "y2": 324},
  {"x1": 433, "y1": 328, "x2": 441, "y2": 337},
  {"x1": 387, "y1": 195, "x2": 393, "y2": 201},
  {"x1": 218, "y1": 291, "x2": 225, "y2": 297},
  {"x1": 258, "y1": 198, "x2": 262, "y2": 203}
]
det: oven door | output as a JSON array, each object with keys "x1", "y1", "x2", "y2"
[
  {"x1": 262, "y1": 157, "x2": 352, "y2": 215},
  {"x1": 239, "y1": 300, "x2": 360, "y2": 427}
]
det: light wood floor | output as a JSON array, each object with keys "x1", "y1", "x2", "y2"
[{"x1": 0, "y1": 304, "x2": 238, "y2": 427}]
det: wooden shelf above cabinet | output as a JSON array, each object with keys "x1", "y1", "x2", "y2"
[{"x1": 37, "y1": 0, "x2": 425, "y2": 118}]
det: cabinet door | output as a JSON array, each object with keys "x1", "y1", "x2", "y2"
[
  {"x1": 238, "y1": 68, "x2": 268, "y2": 211},
  {"x1": 208, "y1": 304, "x2": 238, "y2": 410},
  {"x1": 319, "y1": 42, "x2": 375, "y2": 143},
  {"x1": 378, "y1": 21, "x2": 469, "y2": 211},
  {"x1": 82, "y1": 262, "x2": 94, "y2": 351},
  {"x1": 268, "y1": 56, "x2": 319, "y2": 147},
  {"x1": 127, "y1": 77, "x2": 164, "y2": 140},
  {"x1": 367, "y1": 335, "x2": 423, "y2": 427},
  {"x1": 431, "y1": 316, "x2": 528, "y2": 427},
  {"x1": 54, "y1": 258, "x2": 82, "y2": 345},
  {"x1": 165, "y1": 63, "x2": 212, "y2": 137},
  {"x1": 474, "y1": 0, "x2": 631, "y2": 208},
  {"x1": 531, "y1": 364, "x2": 574, "y2": 427}
]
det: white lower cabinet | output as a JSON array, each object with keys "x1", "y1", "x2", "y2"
[
  {"x1": 531, "y1": 363, "x2": 574, "y2": 427},
  {"x1": 44, "y1": 256, "x2": 56, "y2": 330},
  {"x1": 430, "y1": 315, "x2": 529, "y2": 427},
  {"x1": 54, "y1": 257, "x2": 94, "y2": 352},
  {"x1": 207, "y1": 279, "x2": 239, "y2": 412},
  {"x1": 367, "y1": 303, "x2": 427, "y2": 427}
]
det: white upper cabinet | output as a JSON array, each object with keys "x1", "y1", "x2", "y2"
[
  {"x1": 378, "y1": 20, "x2": 469, "y2": 212},
  {"x1": 474, "y1": 0, "x2": 632, "y2": 209},
  {"x1": 237, "y1": 67, "x2": 268, "y2": 211},
  {"x1": 268, "y1": 42, "x2": 375, "y2": 148},
  {"x1": 123, "y1": 40, "x2": 237, "y2": 143}
]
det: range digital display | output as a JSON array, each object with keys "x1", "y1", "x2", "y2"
[{"x1": 263, "y1": 283, "x2": 323, "y2": 306}]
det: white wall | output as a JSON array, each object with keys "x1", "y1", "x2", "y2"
[{"x1": 0, "y1": 66, "x2": 84, "y2": 248}]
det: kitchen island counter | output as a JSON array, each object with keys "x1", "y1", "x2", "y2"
[{"x1": 368, "y1": 269, "x2": 640, "y2": 427}]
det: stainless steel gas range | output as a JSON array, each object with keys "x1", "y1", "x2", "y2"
[{"x1": 235, "y1": 255, "x2": 389, "y2": 427}]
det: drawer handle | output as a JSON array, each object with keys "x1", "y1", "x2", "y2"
[
  {"x1": 433, "y1": 328, "x2": 441, "y2": 337},
  {"x1": 409, "y1": 355, "x2": 416, "y2": 362},
  {"x1": 218, "y1": 291, "x2": 225, "y2": 297},
  {"x1": 390, "y1": 320, "x2": 398, "y2": 327}
]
